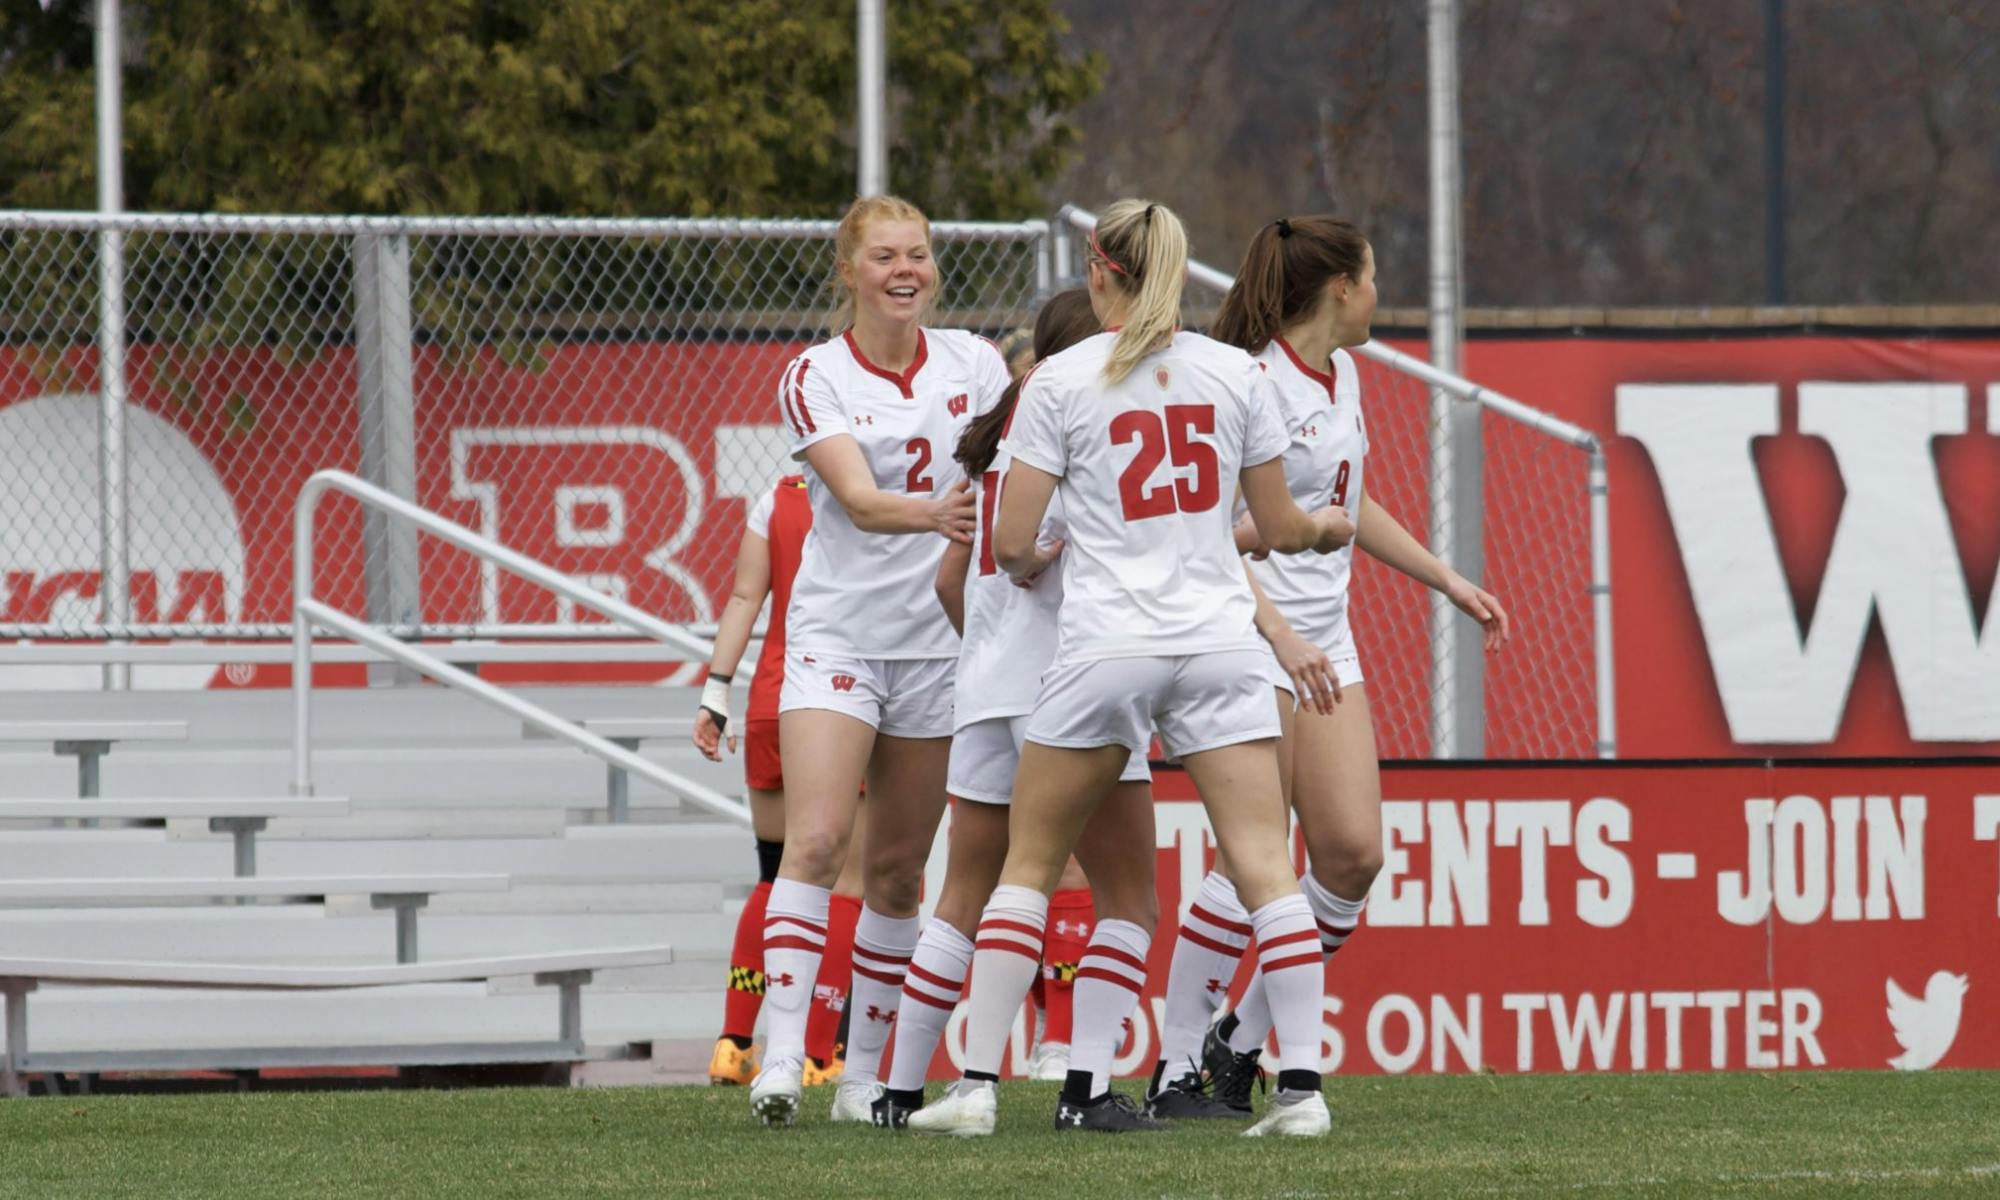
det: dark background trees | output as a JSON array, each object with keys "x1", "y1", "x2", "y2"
[{"x1": 4, "y1": 0, "x2": 1994, "y2": 306}]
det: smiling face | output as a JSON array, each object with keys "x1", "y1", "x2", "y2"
[{"x1": 840, "y1": 217, "x2": 936, "y2": 330}]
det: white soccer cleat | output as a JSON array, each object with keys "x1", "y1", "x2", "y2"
[
  {"x1": 829, "y1": 1078, "x2": 882, "y2": 1123},
  {"x1": 906, "y1": 1079, "x2": 998, "y2": 1138},
  {"x1": 1027, "y1": 1041, "x2": 1071, "y2": 1082},
  {"x1": 750, "y1": 1059, "x2": 804, "y2": 1127},
  {"x1": 1242, "y1": 1089, "x2": 1331, "y2": 1138}
]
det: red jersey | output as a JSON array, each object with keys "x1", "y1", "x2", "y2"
[{"x1": 747, "y1": 474, "x2": 811, "y2": 721}]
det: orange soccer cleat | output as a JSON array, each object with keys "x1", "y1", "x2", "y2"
[
  {"x1": 801, "y1": 1055, "x2": 846, "y2": 1088},
  {"x1": 709, "y1": 1037, "x2": 759, "y2": 1086}
]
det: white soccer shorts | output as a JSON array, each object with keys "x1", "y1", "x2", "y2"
[
  {"x1": 947, "y1": 714, "x2": 1151, "y2": 804},
  {"x1": 1257, "y1": 611, "x2": 1365, "y2": 699},
  {"x1": 1025, "y1": 649, "x2": 1280, "y2": 759},
  {"x1": 778, "y1": 651, "x2": 956, "y2": 739}
]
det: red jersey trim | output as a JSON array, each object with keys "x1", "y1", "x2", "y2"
[
  {"x1": 842, "y1": 328, "x2": 929, "y2": 398},
  {"x1": 1276, "y1": 337, "x2": 1337, "y2": 399}
]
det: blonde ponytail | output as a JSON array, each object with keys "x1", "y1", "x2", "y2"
[{"x1": 1091, "y1": 199, "x2": 1187, "y2": 384}]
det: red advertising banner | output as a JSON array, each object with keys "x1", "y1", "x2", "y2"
[
  {"x1": 4, "y1": 334, "x2": 1998, "y2": 755},
  {"x1": 922, "y1": 761, "x2": 2000, "y2": 1079}
]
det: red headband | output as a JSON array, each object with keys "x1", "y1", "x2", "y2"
[{"x1": 1087, "y1": 227, "x2": 1130, "y2": 277}]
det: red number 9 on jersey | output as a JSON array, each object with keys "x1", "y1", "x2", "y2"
[{"x1": 1112, "y1": 405, "x2": 1220, "y2": 521}]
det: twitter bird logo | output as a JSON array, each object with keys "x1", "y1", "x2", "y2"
[{"x1": 1885, "y1": 971, "x2": 1969, "y2": 1071}]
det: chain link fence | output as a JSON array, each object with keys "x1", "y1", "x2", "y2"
[{"x1": 1, "y1": 209, "x2": 1603, "y2": 758}]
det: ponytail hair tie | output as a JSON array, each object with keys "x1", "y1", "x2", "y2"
[{"x1": 1275, "y1": 218, "x2": 1293, "y2": 239}]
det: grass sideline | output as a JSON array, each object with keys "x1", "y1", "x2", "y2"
[{"x1": 5, "y1": 1072, "x2": 1997, "y2": 1198}]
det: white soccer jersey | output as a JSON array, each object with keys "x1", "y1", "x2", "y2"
[
  {"x1": 780, "y1": 327, "x2": 1011, "y2": 659},
  {"x1": 1241, "y1": 341, "x2": 1369, "y2": 648},
  {"x1": 954, "y1": 455, "x2": 1066, "y2": 726},
  {"x1": 1001, "y1": 329, "x2": 1291, "y2": 664}
]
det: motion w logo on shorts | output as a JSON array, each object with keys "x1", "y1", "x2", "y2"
[{"x1": 830, "y1": 674, "x2": 857, "y2": 693}]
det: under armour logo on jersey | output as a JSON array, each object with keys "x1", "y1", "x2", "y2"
[
  {"x1": 801, "y1": 655, "x2": 816, "y2": 664},
  {"x1": 946, "y1": 393, "x2": 969, "y2": 417},
  {"x1": 854, "y1": 414, "x2": 876, "y2": 425},
  {"x1": 830, "y1": 674, "x2": 857, "y2": 693},
  {"x1": 865, "y1": 1005, "x2": 896, "y2": 1024},
  {"x1": 769, "y1": 972, "x2": 796, "y2": 989},
  {"x1": 1204, "y1": 978, "x2": 1226, "y2": 994},
  {"x1": 1302, "y1": 424, "x2": 1320, "y2": 438}
]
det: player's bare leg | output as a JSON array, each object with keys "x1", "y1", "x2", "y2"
[
  {"x1": 1179, "y1": 739, "x2": 1330, "y2": 1137},
  {"x1": 1057, "y1": 780, "x2": 1166, "y2": 1132},
  {"x1": 909, "y1": 742, "x2": 1127, "y2": 1137},
  {"x1": 752, "y1": 710, "x2": 873, "y2": 1125}
]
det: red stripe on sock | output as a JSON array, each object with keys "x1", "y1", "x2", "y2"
[
  {"x1": 1260, "y1": 928, "x2": 1319, "y2": 953},
  {"x1": 1178, "y1": 926, "x2": 1245, "y2": 956},
  {"x1": 1075, "y1": 966, "x2": 1143, "y2": 994},
  {"x1": 1314, "y1": 919, "x2": 1357, "y2": 938},
  {"x1": 899, "y1": 983, "x2": 957, "y2": 1010},
  {"x1": 851, "y1": 963, "x2": 906, "y2": 986},
  {"x1": 978, "y1": 918, "x2": 1046, "y2": 942},
  {"x1": 1262, "y1": 951, "x2": 1323, "y2": 973},
  {"x1": 974, "y1": 939, "x2": 1044, "y2": 961},
  {"x1": 763, "y1": 935, "x2": 826, "y2": 953},
  {"x1": 853, "y1": 946, "x2": 914, "y2": 967},
  {"x1": 1190, "y1": 903, "x2": 1253, "y2": 936},
  {"x1": 906, "y1": 962, "x2": 964, "y2": 994},
  {"x1": 1081, "y1": 944, "x2": 1147, "y2": 973},
  {"x1": 766, "y1": 917, "x2": 828, "y2": 936}
]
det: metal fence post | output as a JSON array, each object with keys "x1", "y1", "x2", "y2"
[{"x1": 352, "y1": 233, "x2": 423, "y2": 686}]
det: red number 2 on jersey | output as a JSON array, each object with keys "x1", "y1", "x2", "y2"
[
  {"x1": 1112, "y1": 405, "x2": 1220, "y2": 521},
  {"x1": 905, "y1": 437, "x2": 934, "y2": 493}
]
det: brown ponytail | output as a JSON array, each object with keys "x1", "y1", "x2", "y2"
[
  {"x1": 1210, "y1": 216, "x2": 1368, "y2": 353},
  {"x1": 955, "y1": 289, "x2": 1099, "y2": 477}
]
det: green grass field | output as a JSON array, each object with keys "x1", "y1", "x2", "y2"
[{"x1": 5, "y1": 1073, "x2": 1997, "y2": 1198}]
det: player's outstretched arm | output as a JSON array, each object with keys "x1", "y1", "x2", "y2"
[
  {"x1": 803, "y1": 435, "x2": 975, "y2": 542},
  {"x1": 1356, "y1": 494, "x2": 1511, "y2": 650},
  {"x1": 993, "y1": 462, "x2": 1062, "y2": 583},
  {"x1": 1241, "y1": 459, "x2": 1354, "y2": 555},
  {"x1": 694, "y1": 524, "x2": 772, "y2": 760},
  {"x1": 935, "y1": 538, "x2": 972, "y2": 635}
]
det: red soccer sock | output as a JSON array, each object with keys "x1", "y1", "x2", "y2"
[
  {"x1": 721, "y1": 879, "x2": 772, "y2": 1043},
  {"x1": 1038, "y1": 887, "x2": 1093, "y2": 1046},
  {"x1": 806, "y1": 892, "x2": 862, "y2": 1063}
]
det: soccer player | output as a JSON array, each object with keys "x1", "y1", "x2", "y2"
[
  {"x1": 749, "y1": 195, "x2": 1010, "y2": 1127},
  {"x1": 909, "y1": 200, "x2": 1353, "y2": 1139},
  {"x1": 874, "y1": 290, "x2": 1161, "y2": 1133},
  {"x1": 695, "y1": 475, "x2": 864, "y2": 1089},
  {"x1": 1149, "y1": 216, "x2": 1511, "y2": 1117}
]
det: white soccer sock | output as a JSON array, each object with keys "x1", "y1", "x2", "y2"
[
  {"x1": 885, "y1": 917, "x2": 974, "y2": 1093},
  {"x1": 1249, "y1": 892, "x2": 1324, "y2": 1079},
  {"x1": 759, "y1": 879, "x2": 832, "y2": 1070},
  {"x1": 961, "y1": 885, "x2": 1049, "y2": 1078},
  {"x1": 1228, "y1": 877, "x2": 1367, "y2": 1056},
  {"x1": 842, "y1": 905, "x2": 919, "y2": 1086},
  {"x1": 1068, "y1": 919, "x2": 1151, "y2": 1096},
  {"x1": 1156, "y1": 871, "x2": 1251, "y2": 1075}
]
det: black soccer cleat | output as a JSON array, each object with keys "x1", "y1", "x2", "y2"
[
  {"x1": 1202, "y1": 1023, "x2": 1264, "y2": 1115},
  {"x1": 1145, "y1": 1069, "x2": 1243, "y2": 1120},
  {"x1": 1054, "y1": 1090, "x2": 1167, "y2": 1133},
  {"x1": 871, "y1": 1086, "x2": 924, "y2": 1129}
]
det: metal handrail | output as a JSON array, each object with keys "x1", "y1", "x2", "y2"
[
  {"x1": 1053, "y1": 204, "x2": 1616, "y2": 758},
  {"x1": 0, "y1": 209, "x2": 1049, "y2": 243},
  {"x1": 289, "y1": 469, "x2": 750, "y2": 825}
]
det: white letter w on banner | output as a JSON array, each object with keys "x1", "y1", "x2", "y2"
[{"x1": 1618, "y1": 383, "x2": 2000, "y2": 743}]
